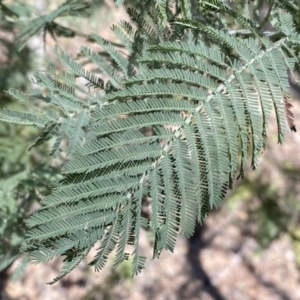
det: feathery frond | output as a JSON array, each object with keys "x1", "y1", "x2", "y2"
[
  {"x1": 16, "y1": 0, "x2": 90, "y2": 50},
  {"x1": 1, "y1": 0, "x2": 298, "y2": 283}
]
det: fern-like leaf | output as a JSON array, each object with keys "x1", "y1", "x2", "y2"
[
  {"x1": 16, "y1": 0, "x2": 90, "y2": 50},
  {"x1": 5, "y1": 2, "x2": 297, "y2": 283}
]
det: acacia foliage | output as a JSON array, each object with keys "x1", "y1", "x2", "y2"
[{"x1": 0, "y1": 0, "x2": 299, "y2": 283}]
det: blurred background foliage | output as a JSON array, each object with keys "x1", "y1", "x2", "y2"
[
  {"x1": 228, "y1": 159, "x2": 300, "y2": 265},
  {"x1": 0, "y1": 0, "x2": 62, "y2": 275},
  {"x1": 0, "y1": 0, "x2": 300, "y2": 299}
]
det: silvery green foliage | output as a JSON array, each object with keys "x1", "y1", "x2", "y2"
[{"x1": 0, "y1": 0, "x2": 298, "y2": 283}]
